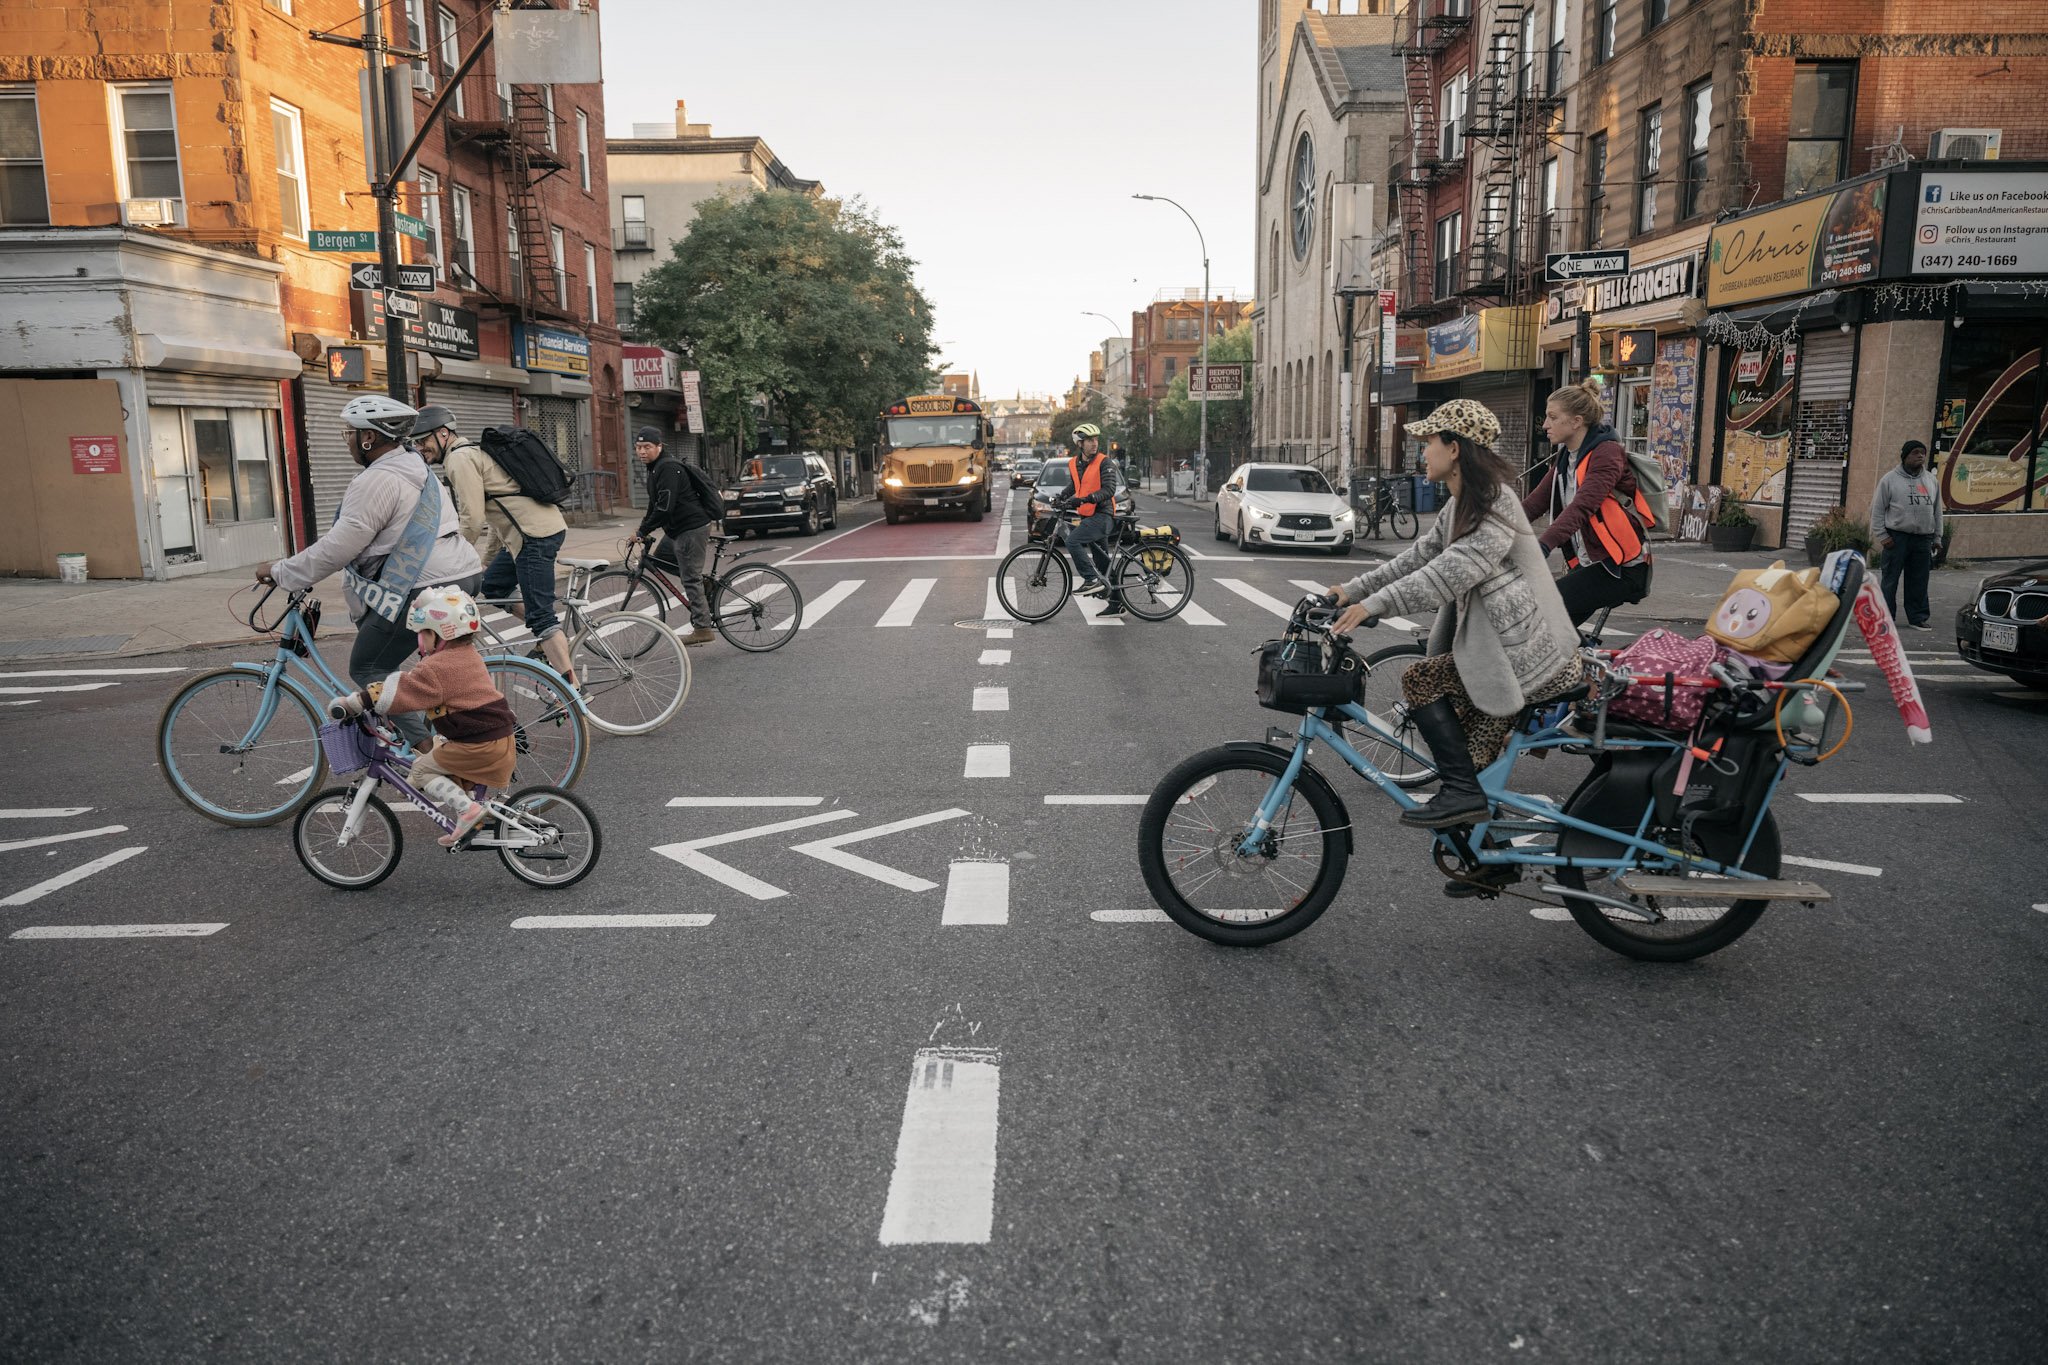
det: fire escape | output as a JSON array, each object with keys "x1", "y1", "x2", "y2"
[
  {"x1": 446, "y1": 85, "x2": 574, "y2": 321},
  {"x1": 1393, "y1": 1, "x2": 1470, "y2": 323}
]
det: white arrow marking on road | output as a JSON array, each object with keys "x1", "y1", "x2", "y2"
[
  {"x1": 963, "y1": 745, "x2": 1010, "y2": 779},
  {"x1": 877, "y1": 578, "x2": 937, "y2": 627},
  {"x1": 276, "y1": 764, "x2": 317, "y2": 787},
  {"x1": 972, "y1": 687, "x2": 1008, "y2": 711},
  {"x1": 1287, "y1": 581, "x2": 1421, "y2": 631},
  {"x1": 942, "y1": 861, "x2": 1009, "y2": 925},
  {"x1": 1782, "y1": 854, "x2": 1883, "y2": 877},
  {"x1": 11, "y1": 923, "x2": 225, "y2": 940},
  {"x1": 0, "y1": 809, "x2": 93, "y2": 819},
  {"x1": 1213, "y1": 577, "x2": 1297, "y2": 619},
  {"x1": 1092, "y1": 908, "x2": 1170, "y2": 923},
  {"x1": 667, "y1": 796, "x2": 825, "y2": 807},
  {"x1": 0, "y1": 684, "x2": 119, "y2": 695},
  {"x1": 0, "y1": 825, "x2": 126, "y2": 854},
  {"x1": 879, "y1": 1047, "x2": 1001, "y2": 1245},
  {"x1": 798, "y1": 579, "x2": 864, "y2": 628},
  {"x1": 511, "y1": 914, "x2": 716, "y2": 929},
  {"x1": 652, "y1": 809, "x2": 857, "y2": 900},
  {"x1": 791, "y1": 808, "x2": 969, "y2": 892},
  {"x1": 0, "y1": 846, "x2": 148, "y2": 906}
]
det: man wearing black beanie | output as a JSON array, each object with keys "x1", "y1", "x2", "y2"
[{"x1": 631, "y1": 427, "x2": 722, "y2": 644}]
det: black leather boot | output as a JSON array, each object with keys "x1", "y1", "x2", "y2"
[{"x1": 1399, "y1": 699, "x2": 1489, "y2": 829}]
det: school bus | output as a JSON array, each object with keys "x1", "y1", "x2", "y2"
[{"x1": 877, "y1": 394, "x2": 994, "y2": 524}]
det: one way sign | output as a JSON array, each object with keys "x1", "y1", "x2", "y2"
[
  {"x1": 1545, "y1": 249, "x2": 1631, "y2": 283},
  {"x1": 347, "y1": 263, "x2": 436, "y2": 292}
]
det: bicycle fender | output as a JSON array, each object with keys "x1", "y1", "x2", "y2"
[{"x1": 1223, "y1": 741, "x2": 1354, "y2": 857}]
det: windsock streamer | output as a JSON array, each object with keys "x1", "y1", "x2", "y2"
[{"x1": 1852, "y1": 581, "x2": 1933, "y2": 744}]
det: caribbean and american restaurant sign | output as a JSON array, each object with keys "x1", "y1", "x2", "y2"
[{"x1": 1706, "y1": 178, "x2": 1888, "y2": 307}]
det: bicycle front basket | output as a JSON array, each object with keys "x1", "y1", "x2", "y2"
[
  {"x1": 1255, "y1": 637, "x2": 1363, "y2": 714},
  {"x1": 318, "y1": 721, "x2": 378, "y2": 775}
]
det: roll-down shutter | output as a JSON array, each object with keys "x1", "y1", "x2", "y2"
[
  {"x1": 146, "y1": 372, "x2": 283, "y2": 408},
  {"x1": 1786, "y1": 330, "x2": 1856, "y2": 545}
]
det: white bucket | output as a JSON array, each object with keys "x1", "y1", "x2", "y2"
[{"x1": 56, "y1": 553, "x2": 87, "y2": 585}]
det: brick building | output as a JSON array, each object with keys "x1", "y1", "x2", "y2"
[
  {"x1": 1128, "y1": 290, "x2": 1253, "y2": 401},
  {"x1": 0, "y1": 0, "x2": 620, "y2": 580}
]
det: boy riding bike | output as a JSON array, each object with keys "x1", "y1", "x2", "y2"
[{"x1": 331, "y1": 586, "x2": 517, "y2": 847}]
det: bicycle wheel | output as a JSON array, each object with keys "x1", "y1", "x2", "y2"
[
  {"x1": 996, "y1": 544, "x2": 1070, "y2": 623},
  {"x1": 1552, "y1": 780, "x2": 1778, "y2": 962},
  {"x1": 1113, "y1": 543, "x2": 1196, "y2": 622},
  {"x1": 714, "y1": 565, "x2": 802, "y2": 651},
  {"x1": 587, "y1": 568, "x2": 676, "y2": 628},
  {"x1": 497, "y1": 785, "x2": 602, "y2": 889},
  {"x1": 487, "y1": 658, "x2": 587, "y2": 790},
  {"x1": 293, "y1": 786, "x2": 402, "y2": 890},
  {"x1": 158, "y1": 668, "x2": 326, "y2": 826},
  {"x1": 572, "y1": 610, "x2": 691, "y2": 736},
  {"x1": 1340, "y1": 642, "x2": 1436, "y2": 790},
  {"x1": 1138, "y1": 745, "x2": 1349, "y2": 947},
  {"x1": 1389, "y1": 503, "x2": 1418, "y2": 540}
]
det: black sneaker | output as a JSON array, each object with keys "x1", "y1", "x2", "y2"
[
  {"x1": 1907, "y1": 621, "x2": 1934, "y2": 631},
  {"x1": 1096, "y1": 600, "x2": 1127, "y2": 617},
  {"x1": 1076, "y1": 582, "x2": 1108, "y2": 599}
]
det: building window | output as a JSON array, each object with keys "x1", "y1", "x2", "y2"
[
  {"x1": 269, "y1": 99, "x2": 308, "y2": 240},
  {"x1": 0, "y1": 85, "x2": 50, "y2": 225},
  {"x1": 404, "y1": 0, "x2": 432, "y2": 94},
  {"x1": 1434, "y1": 210, "x2": 1462, "y2": 298},
  {"x1": 1596, "y1": 0, "x2": 1617, "y2": 65},
  {"x1": 576, "y1": 109, "x2": 591, "y2": 192},
  {"x1": 1438, "y1": 72, "x2": 1468, "y2": 162},
  {"x1": 1785, "y1": 62, "x2": 1856, "y2": 196},
  {"x1": 1546, "y1": 0, "x2": 1567, "y2": 94},
  {"x1": 1518, "y1": 9, "x2": 1537, "y2": 97},
  {"x1": 614, "y1": 281, "x2": 635, "y2": 330},
  {"x1": 1934, "y1": 319, "x2": 2048, "y2": 514},
  {"x1": 1163, "y1": 357, "x2": 1177, "y2": 385},
  {"x1": 187, "y1": 409, "x2": 277, "y2": 526},
  {"x1": 449, "y1": 183, "x2": 474, "y2": 286},
  {"x1": 1541, "y1": 155, "x2": 1559, "y2": 254},
  {"x1": 497, "y1": 76, "x2": 513, "y2": 121},
  {"x1": 549, "y1": 225, "x2": 566, "y2": 300},
  {"x1": 542, "y1": 85, "x2": 557, "y2": 152},
  {"x1": 621, "y1": 194, "x2": 648, "y2": 248},
  {"x1": 1584, "y1": 131, "x2": 1607, "y2": 247},
  {"x1": 1645, "y1": 0, "x2": 1670, "y2": 31},
  {"x1": 416, "y1": 168, "x2": 442, "y2": 280},
  {"x1": 1682, "y1": 80, "x2": 1712, "y2": 220},
  {"x1": 1636, "y1": 104, "x2": 1661, "y2": 235},
  {"x1": 268, "y1": 0, "x2": 293, "y2": 13},
  {"x1": 438, "y1": 6, "x2": 464, "y2": 117},
  {"x1": 113, "y1": 85, "x2": 182, "y2": 206},
  {"x1": 583, "y1": 241, "x2": 598, "y2": 319}
]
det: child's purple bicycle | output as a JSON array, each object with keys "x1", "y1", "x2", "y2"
[{"x1": 292, "y1": 709, "x2": 601, "y2": 891}]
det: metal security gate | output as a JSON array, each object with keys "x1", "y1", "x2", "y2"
[
  {"x1": 298, "y1": 376, "x2": 360, "y2": 528},
  {"x1": 145, "y1": 372, "x2": 282, "y2": 409},
  {"x1": 423, "y1": 381, "x2": 517, "y2": 446},
  {"x1": 1785, "y1": 330, "x2": 1857, "y2": 545},
  {"x1": 526, "y1": 396, "x2": 585, "y2": 477}
]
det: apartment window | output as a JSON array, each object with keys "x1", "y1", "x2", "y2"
[
  {"x1": 404, "y1": 0, "x2": 432, "y2": 94},
  {"x1": 1785, "y1": 62, "x2": 1856, "y2": 196},
  {"x1": 1438, "y1": 72, "x2": 1469, "y2": 162},
  {"x1": 1596, "y1": 0, "x2": 1617, "y2": 65},
  {"x1": 1434, "y1": 211, "x2": 1462, "y2": 297},
  {"x1": 1682, "y1": 80, "x2": 1713, "y2": 220},
  {"x1": 1163, "y1": 357, "x2": 1177, "y2": 385},
  {"x1": 497, "y1": 77, "x2": 513, "y2": 121},
  {"x1": 621, "y1": 194, "x2": 648, "y2": 248},
  {"x1": 449, "y1": 183, "x2": 475, "y2": 286},
  {"x1": 269, "y1": 100, "x2": 308, "y2": 240},
  {"x1": 1547, "y1": 0, "x2": 1567, "y2": 94},
  {"x1": 1645, "y1": 0, "x2": 1670, "y2": 30},
  {"x1": 416, "y1": 168, "x2": 443, "y2": 280},
  {"x1": 507, "y1": 206, "x2": 521, "y2": 293},
  {"x1": 583, "y1": 241, "x2": 598, "y2": 319},
  {"x1": 1584, "y1": 131, "x2": 1608, "y2": 247},
  {"x1": 1518, "y1": 10, "x2": 1537, "y2": 97},
  {"x1": 1541, "y1": 155, "x2": 1559, "y2": 253},
  {"x1": 0, "y1": 86, "x2": 50, "y2": 225},
  {"x1": 1636, "y1": 104, "x2": 1662, "y2": 235},
  {"x1": 549, "y1": 225, "x2": 566, "y2": 299},
  {"x1": 268, "y1": 0, "x2": 292, "y2": 13},
  {"x1": 614, "y1": 281, "x2": 635, "y2": 329},
  {"x1": 542, "y1": 85, "x2": 557, "y2": 152},
  {"x1": 438, "y1": 7, "x2": 463, "y2": 117},
  {"x1": 113, "y1": 85, "x2": 182, "y2": 205},
  {"x1": 576, "y1": 109, "x2": 590, "y2": 192}
]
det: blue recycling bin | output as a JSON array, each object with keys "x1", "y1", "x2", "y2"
[{"x1": 1413, "y1": 477, "x2": 1440, "y2": 513}]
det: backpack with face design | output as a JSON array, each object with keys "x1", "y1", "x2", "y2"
[{"x1": 1704, "y1": 560, "x2": 1840, "y2": 664}]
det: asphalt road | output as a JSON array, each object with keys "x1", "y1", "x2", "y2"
[{"x1": 3, "y1": 478, "x2": 2044, "y2": 1362}]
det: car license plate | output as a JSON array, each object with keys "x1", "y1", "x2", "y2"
[
  {"x1": 1983, "y1": 621, "x2": 2018, "y2": 652},
  {"x1": 1270, "y1": 529, "x2": 1293, "y2": 540}
]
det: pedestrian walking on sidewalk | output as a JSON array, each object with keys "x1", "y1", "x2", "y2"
[
  {"x1": 413, "y1": 406, "x2": 577, "y2": 685},
  {"x1": 629, "y1": 427, "x2": 722, "y2": 645},
  {"x1": 1870, "y1": 439, "x2": 1941, "y2": 631}
]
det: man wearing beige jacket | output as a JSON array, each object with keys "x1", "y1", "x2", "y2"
[{"x1": 412, "y1": 406, "x2": 577, "y2": 686}]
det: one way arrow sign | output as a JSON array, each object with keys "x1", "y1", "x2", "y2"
[{"x1": 1545, "y1": 249, "x2": 1631, "y2": 284}]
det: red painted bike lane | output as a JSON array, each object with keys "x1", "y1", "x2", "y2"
[{"x1": 779, "y1": 492, "x2": 1017, "y2": 563}]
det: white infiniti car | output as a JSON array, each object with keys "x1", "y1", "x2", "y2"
[{"x1": 1214, "y1": 463, "x2": 1356, "y2": 555}]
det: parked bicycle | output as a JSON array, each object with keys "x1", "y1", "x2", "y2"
[
  {"x1": 1138, "y1": 566, "x2": 1869, "y2": 962},
  {"x1": 475, "y1": 555, "x2": 690, "y2": 736},
  {"x1": 996, "y1": 512, "x2": 1196, "y2": 623},
  {"x1": 157, "y1": 584, "x2": 586, "y2": 826},
  {"x1": 293, "y1": 708, "x2": 600, "y2": 890},
  {"x1": 591, "y1": 537, "x2": 803, "y2": 653},
  {"x1": 1358, "y1": 474, "x2": 1419, "y2": 541}
]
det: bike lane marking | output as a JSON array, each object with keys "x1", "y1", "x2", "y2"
[
  {"x1": 982, "y1": 577, "x2": 1004, "y2": 622},
  {"x1": 0, "y1": 826, "x2": 129, "y2": 854},
  {"x1": 0, "y1": 846, "x2": 149, "y2": 907},
  {"x1": 972, "y1": 687, "x2": 1008, "y2": 711},
  {"x1": 0, "y1": 684, "x2": 119, "y2": 695},
  {"x1": 1044, "y1": 795, "x2": 1146, "y2": 805},
  {"x1": 1781, "y1": 854, "x2": 1883, "y2": 877},
  {"x1": 963, "y1": 745, "x2": 1010, "y2": 779},
  {"x1": 511, "y1": 914, "x2": 715, "y2": 930},
  {"x1": 796, "y1": 579, "x2": 864, "y2": 629},
  {"x1": 652, "y1": 809, "x2": 858, "y2": 901},
  {"x1": 877, "y1": 578, "x2": 938, "y2": 627},
  {"x1": 978, "y1": 649, "x2": 1011, "y2": 666},
  {"x1": 1796, "y1": 793, "x2": 1963, "y2": 804},
  {"x1": 791, "y1": 808, "x2": 971, "y2": 892},
  {"x1": 11, "y1": 923, "x2": 224, "y2": 940},
  {"x1": 0, "y1": 809, "x2": 93, "y2": 819},
  {"x1": 1092, "y1": 908, "x2": 1170, "y2": 923},
  {"x1": 878, "y1": 1047, "x2": 1002, "y2": 1245},
  {"x1": 941, "y1": 862, "x2": 1009, "y2": 925},
  {"x1": 667, "y1": 797, "x2": 825, "y2": 807}
]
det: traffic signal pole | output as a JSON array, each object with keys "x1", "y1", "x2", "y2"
[{"x1": 359, "y1": 0, "x2": 409, "y2": 402}]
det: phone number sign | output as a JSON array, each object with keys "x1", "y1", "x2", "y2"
[{"x1": 1914, "y1": 171, "x2": 2048, "y2": 274}]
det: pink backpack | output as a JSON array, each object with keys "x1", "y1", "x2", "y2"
[{"x1": 1607, "y1": 629, "x2": 1729, "y2": 730}]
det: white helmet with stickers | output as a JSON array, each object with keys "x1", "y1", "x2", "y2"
[{"x1": 405, "y1": 584, "x2": 482, "y2": 641}]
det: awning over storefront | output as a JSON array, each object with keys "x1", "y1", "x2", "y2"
[{"x1": 1419, "y1": 305, "x2": 1540, "y2": 383}]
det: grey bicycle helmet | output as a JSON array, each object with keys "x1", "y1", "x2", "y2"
[{"x1": 411, "y1": 404, "x2": 457, "y2": 441}]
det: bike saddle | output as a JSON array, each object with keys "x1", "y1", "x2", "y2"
[{"x1": 558, "y1": 556, "x2": 609, "y2": 571}]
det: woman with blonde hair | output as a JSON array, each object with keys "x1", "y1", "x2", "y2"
[{"x1": 1525, "y1": 382, "x2": 1656, "y2": 625}]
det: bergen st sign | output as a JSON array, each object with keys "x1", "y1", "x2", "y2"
[{"x1": 1545, "y1": 249, "x2": 1631, "y2": 283}]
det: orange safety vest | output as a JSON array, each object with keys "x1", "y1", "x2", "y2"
[
  {"x1": 1564, "y1": 447, "x2": 1653, "y2": 568},
  {"x1": 1069, "y1": 455, "x2": 1108, "y2": 517}
]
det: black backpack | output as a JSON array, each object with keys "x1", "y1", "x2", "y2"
[{"x1": 478, "y1": 426, "x2": 575, "y2": 506}]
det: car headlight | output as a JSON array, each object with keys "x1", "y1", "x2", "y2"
[
  {"x1": 783, "y1": 484, "x2": 807, "y2": 496},
  {"x1": 958, "y1": 474, "x2": 976, "y2": 484},
  {"x1": 1248, "y1": 505, "x2": 1277, "y2": 520},
  {"x1": 1334, "y1": 508, "x2": 1355, "y2": 523},
  {"x1": 884, "y1": 476, "x2": 903, "y2": 488},
  {"x1": 722, "y1": 489, "x2": 738, "y2": 500}
]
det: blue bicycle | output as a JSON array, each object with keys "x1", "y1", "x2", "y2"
[
  {"x1": 156, "y1": 584, "x2": 587, "y2": 826},
  {"x1": 1138, "y1": 566, "x2": 1866, "y2": 962}
]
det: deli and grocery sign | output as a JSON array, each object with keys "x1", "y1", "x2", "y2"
[{"x1": 1706, "y1": 178, "x2": 1887, "y2": 306}]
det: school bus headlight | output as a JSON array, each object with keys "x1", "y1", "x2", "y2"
[
  {"x1": 957, "y1": 475, "x2": 975, "y2": 484},
  {"x1": 884, "y1": 476, "x2": 903, "y2": 488}
]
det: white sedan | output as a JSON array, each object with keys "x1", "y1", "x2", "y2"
[{"x1": 1214, "y1": 463, "x2": 1356, "y2": 555}]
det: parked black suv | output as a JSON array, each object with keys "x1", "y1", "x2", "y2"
[{"x1": 723, "y1": 453, "x2": 839, "y2": 537}]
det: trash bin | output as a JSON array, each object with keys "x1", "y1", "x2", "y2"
[
  {"x1": 56, "y1": 553, "x2": 87, "y2": 584},
  {"x1": 1413, "y1": 477, "x2": 1439, "y2": 514}
]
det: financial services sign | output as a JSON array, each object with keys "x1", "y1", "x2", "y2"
[{"x1": 1913, "y1": 172, "x2": 2048, "y2": 274}]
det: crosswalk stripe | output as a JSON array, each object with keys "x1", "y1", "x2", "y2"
[
  {"x1": 1072, "y1": 593, "x2": 1125, "y2": 626},
  {"x1": 11, "y1": 923, "x2": 225, "y2": 940},
  {"x1": 877, "y1": 578, "x2": 937, "y2": 627},
  {"x1": 798, "y1": 578, "x2": 863, "y2": 628},
  {"x1": 0, "y1": 845, "x2": 149, "y2": 906},
  {"x1": 1287, "y1": 582, "x2": 1420, "y2": 631},
  {"x1": 1214, "y1": 578, "x2": 1296, "y2": 619},
  {"x1": 1158, "y1": 587, "x2": 1223, "y2": 625}
]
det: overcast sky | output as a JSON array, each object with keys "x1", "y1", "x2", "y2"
[{"x1": 599, "y1": 0, "x2": 1256, "y2": 399}]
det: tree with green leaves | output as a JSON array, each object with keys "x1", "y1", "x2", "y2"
[
  {"x1": 1156, "y1": 321, "x2": 1255, "y2": 467},
  {"x1": 631, "y1": 190, "x2": 938, "y2": 455}
]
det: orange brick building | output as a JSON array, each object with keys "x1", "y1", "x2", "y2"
[
  {"x1": 0, "y1": 0, "x2": 619, "y2": 579},
  {"x1": 1129, "y1": 291, "x2": 1253, "y2": 400}
]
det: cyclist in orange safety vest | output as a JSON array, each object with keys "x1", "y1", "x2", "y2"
[
  {"x1": 1525, "y1": 383, "x2": 1654, "y2": 627},
  {"x1": 1057, "y1": 423, "x2": 1124, "y2": 617}
]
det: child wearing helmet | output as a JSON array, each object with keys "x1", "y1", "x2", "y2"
[{"x1": 331, "y1": 585, "x2": 518, "y2": 847}]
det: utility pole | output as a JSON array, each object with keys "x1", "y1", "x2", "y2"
[
  {"x1": 360, "y1": 0, "x2": 408, "y2": 403},
  {"x1": 1337, "y1": 291, "x2": 1356, "y2": 508},
  {"x1": 1134, "y1": 194, "x2": 1211, "y2": 503}
]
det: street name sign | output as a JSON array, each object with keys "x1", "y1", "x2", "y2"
[
  {"x1": 1545, "y1": 249, "x2": 1631, "y2": 283},
  {"x1": 311, "y1": 229, "x2": 377, "y2": 253},
  {"x1": 394, "y1": 212, "x2": 432, "y2": 244}
]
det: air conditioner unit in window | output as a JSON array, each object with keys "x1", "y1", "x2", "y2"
[
  {"x1": 1930, "y1": 128, "x2": 2001, "y2": 160},
  {"x1": 411, "y1": 62, "x2": 435, "y2": 92},
  {"x1": 121, "y1": 198, "x2": 178, "y2": 226}
]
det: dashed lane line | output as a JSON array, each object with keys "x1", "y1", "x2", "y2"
[
  {"x1": 941, "y1": 862, "x2": 1010, "y2": 926},
  {"x1": 1797, "y1": 793, "x2": 1963, "y2": 804},
  {"x1": 983, "y1": 576, "x2": 1004, "y2": 623},
  {"x1": 986, "y1": 627, "x2": 1014, "y2": 640},
  {"x1": 511, "y1": 914, "x2": 715, "y2": 930},
  {"x1": 1044, "y1": 795, "x2": 1146, "y2": 805},
  {"x1": 978, "y1": 649, "x2": 1011, "y2": 666},
  {"x1": 877, "y1": 578, "x2": 938, "y2": 628},
  {"x1": 0, "y1": 846, "x2": 149, "y2": 907},
  {"x1": 11, "y1": 923, "x2": 225, "y2": 940},
  {"x1": 963, "y1": 745, "x2": 1011, "y2": 779},
  {"x1": 667, "y1": 797, "x2": 825, "y2": 807},
  {"x1": 972, "y1": 687, "x2": 1009, "y2": 711},
  {"x1": 878, "y1": 1047, "x2": 1002, "y2": 1246},
  {"x1": 1782, "y1": 854, "x2": 1884, "y2": 877},
  {"x1": 0, "y1": 684, "x2": 120, "y2": 695},
  {"x1": 1092, "y1": 908, "x2": 1171, "y2": 923},
  {"x1": 0, "y1": 809, "x2": 93, "y2": 820}
]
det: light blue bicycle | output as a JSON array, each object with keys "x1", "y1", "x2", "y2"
[
  {"x1": 156, "y1": 584, "x2": 587, "y2": 826},
  {"x1": 1138, "y1": 574, "x2": 1866, "y2": 962}
]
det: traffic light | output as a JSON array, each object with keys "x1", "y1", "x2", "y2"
[
  {"x1": 327, "y1": 346, "x2": 367, "y2": 385},
  {"x1": 1616, "y1": 329, "x2": 1658, "y2": 369}
]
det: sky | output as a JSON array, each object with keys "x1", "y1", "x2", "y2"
[{"x1": 598, "y1": 0, "x2": 1256, "y2": 399}]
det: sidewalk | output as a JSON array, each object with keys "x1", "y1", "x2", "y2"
[{"x1": 0, "y1": 517, "x2": 641, "y2": 661}]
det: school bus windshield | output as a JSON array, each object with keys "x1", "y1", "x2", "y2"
[{"x1": 887, "y1": 416, "x2": 980, "y2": 449}]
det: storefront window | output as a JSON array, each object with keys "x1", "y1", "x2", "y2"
[
  {"x1": 1718, "y1": 338, "x2": 1795, "y2": 505},
  {"x1": 1932, "y1": 319, "x2": 2048, "y2": 513}
]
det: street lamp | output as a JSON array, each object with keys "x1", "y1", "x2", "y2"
[
  {"x1": 1133, "y1": 193, "x2": 1210, "y2": 503},
  {"x1": 1080, "y1": 310, "x2": 1146, "y2": 490}
]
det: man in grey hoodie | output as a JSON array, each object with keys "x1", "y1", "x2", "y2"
[{"x1": 1868, "y1": 439, "x2": 1941, "y2": 630}]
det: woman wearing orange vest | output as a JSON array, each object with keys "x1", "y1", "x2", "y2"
[
  {"x1": 1524, "y1": 383, "x2": 1654, "y2": 626},
  {"x1": 1057, "y1": 423, "x2": 1124, "y2": 616}
]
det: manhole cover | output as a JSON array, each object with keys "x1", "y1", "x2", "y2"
[{"x1": 954, "y1": 618, "x2": 1023, "y2": 629}]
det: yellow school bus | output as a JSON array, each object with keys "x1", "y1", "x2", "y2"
[{"x1": 877, "y1": 395, "x2": 993, "y2": 524}]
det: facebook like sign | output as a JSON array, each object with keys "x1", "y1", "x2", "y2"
[{"x1": 1914, "y1": 171, "x2": 2048, "y2": 274}]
